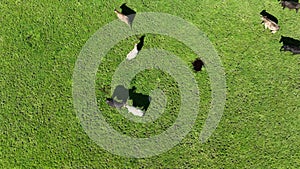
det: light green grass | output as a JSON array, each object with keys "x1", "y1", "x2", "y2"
[{"x1": 1, "y1": 0, "x2": 299, "y2": 168}]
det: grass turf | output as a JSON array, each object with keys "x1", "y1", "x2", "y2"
[{"x1": 1, "y1": 0, "x2": 299, "y2": 168}]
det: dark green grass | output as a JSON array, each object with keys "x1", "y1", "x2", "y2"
[{"x1": 1, "y1": 0, "x2": 299, "y2": 168}]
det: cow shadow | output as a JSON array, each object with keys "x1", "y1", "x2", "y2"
[
  {"x1": 120, "y1": 3, "x2": 136, "y2": 26},
  {"x1": 260, "y1": 10, "x2": 278, "y2": 24},
  {"x1": 120, "y1": 3, "x2": 136, "y2": 15},
  {"x1": 137, "y1": 35, "x2": 145, "y2": 51},
  {"x1": 129, "y1": 86, "x2": 151, "y2": 111},
  {"x1": 112, "y1": 85, "x2": 129, "y2": 104}
]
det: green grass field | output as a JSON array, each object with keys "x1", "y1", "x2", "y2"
[{"x1": 1, "y1": 0, "x2": 299, "y2": 168}]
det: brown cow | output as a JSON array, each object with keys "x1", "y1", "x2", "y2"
[{"x1": 261, "y1": 16, "x2": 280, "y2": 33}]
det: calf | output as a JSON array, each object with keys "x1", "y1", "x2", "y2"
[
  {"x1": 114, "y1": 3, "x2": 136, "y2": 26},
  {"x1": 192, "y1": 58, "x2": 204, "y2": 72},
  {"x1": 126, "y1": 35, "x2": 146, "y2": 60},
  {"x1": 279, "y1": 1, "x2": 300, "y2": 13},
  {"x1": 261, "y1": 16, "x2": 280, "y2": 33},
  {"x1": 114, "y1": 9, "x2": 130, "y2": 25}
]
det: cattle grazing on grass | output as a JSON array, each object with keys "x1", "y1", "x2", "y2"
[
  {"x1": 261, "y1": 16, "x2": 280, "y2": 33},
  {"x1": 279, "y1": 1, "x2": 300, "y2": 13},
  {"x1": 280, "y1": 45, "x2": 300, "y2": 54},
  {"x1": 126, "y1": 43, "x2": 139, "y2": 60},
  {"x1": 105, "y1": 85, "x2": 150, "y2": 117},
  {"x1": 192, "y1": 58, "x2": 204, "y2": 72},
  {"x1": 114, "y1": 3, "x2": 136, "y2": 26},
  {"x1": 114, "y1": 9, "x2": 130, "y2": 25},
  {"x1": 126, "y1": 35, "x2": 146, "y2": 60}
]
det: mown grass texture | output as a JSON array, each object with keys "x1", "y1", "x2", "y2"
[{"x1": 0, "y1": 0, "x2": 299, "y2": 168}]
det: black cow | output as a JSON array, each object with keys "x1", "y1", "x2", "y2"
[
  {"x1": 279, "y1": 36, "x2": 300, "y2": 47},
  {"x1": 192, "y1": 58, "x2": 204, "y2": 72}
]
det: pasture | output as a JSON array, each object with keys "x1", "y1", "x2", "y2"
[{"x1": 1, "y1": 0, "x2": 299, "y2": 168}]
